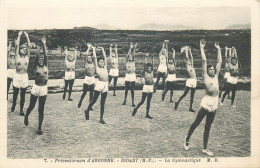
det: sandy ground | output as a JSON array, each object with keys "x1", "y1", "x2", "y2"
[{"x1": 7, "y1": 90, "x2": 250, "y2": 158}]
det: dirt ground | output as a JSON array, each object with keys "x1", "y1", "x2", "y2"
[{"x1": 7, "y1": 89, "x2": 250, "y2": 158}]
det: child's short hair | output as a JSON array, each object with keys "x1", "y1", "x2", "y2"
[
  {"x1": 10, "y1": 52, "x2": 15, "y2": 56},
  {"x1": 97, "y1": 57, "x2": 104, "y2": 62},
  {"x1": 168, "y1": 58, "x2": 174, "y2": 62},
  {"x1": 146, "y1": 63, "x2": 153, "y2": 71},
  {"x1": 38, "y1": 54, "x2": 44, "y2": 58},
  {"x1": 231, "y1": 57, "x2": 237, "y2": 61},
  {"x1": 207, "y1": 64, "x2": 215, "y2": 71},
  {"x1": 19, "y1": 44, "x2": 27, "y2": 49}
]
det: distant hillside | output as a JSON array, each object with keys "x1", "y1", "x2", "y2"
[
  {"x1": 136, "y1": 24, "x2": 194, "y2": 30},
  {"x1": 225, "y1": 23, "x2": 251, "y2": 29},
  {"x1": 93, "y1": 24, "x2": 118, "y2": 30},
  {"x1": 74, "y1": 26, "x2": 99, "y2": 30}
]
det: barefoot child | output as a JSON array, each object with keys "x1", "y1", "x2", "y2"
[
  {"x1": 132, "y1": 53, "x2": 154, "y2": 119},
  {"x1": 11, "y1": 31, "x2": 31, "y2": 116},
  {"x1": 85, "y1": 47, "x2": 108, "y2": 124},
  {"x1": 108, "y1": 44, "x2": 119, "y2": 96},
  {"x1": 175, "y1": 46, "x2": 196, "y2": 112},
  {"x1": 24, "y1": 37, "x2": 48, "y2": 135},
  {"x1": 78, "y1": 44, "x2": 95, "y2": 108},
  {"x1": 162, "y1": 48, "x2": 176, "y2": 103},
  {"x1": 122, "y1": 43, "x2": 137, "y2": 107}
]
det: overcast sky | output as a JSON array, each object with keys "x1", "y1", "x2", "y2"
[{"x1": 6, "y1": 0, "x2": 251, "y2": 30}]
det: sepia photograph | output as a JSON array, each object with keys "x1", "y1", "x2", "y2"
[{"x1": 1, "y1": 0, "x2": 260, "y2": 167}]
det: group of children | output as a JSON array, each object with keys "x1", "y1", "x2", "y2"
[
  {"x1": 8, "y1": 31, "x2": 48, "y2": 135},
  {"x1": 7, "y1": 31, "x2": 239, "y2": 156}
]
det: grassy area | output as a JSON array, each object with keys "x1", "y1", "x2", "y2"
[{"x1": 7, "y1": 90, "x2": 250, "y2": 158}]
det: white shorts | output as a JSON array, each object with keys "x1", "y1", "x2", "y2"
[
  {"x1": 84, "y1": 76, "x2": 95, "y2": 85},
  {"x1": 186, "y1": 78, "x2": 197, "y2": 88},
  {"x1": 224, "y1": 72, "x2": 230, "y2": 79},
  {"x1": 94, "y1": 80, "x2": 108, "y2": 93},
  {"x1": 13, "y1": 73, "x2": 28, "y2": 88},
  {"x1": 109, "y1": 69, "x2": 119, "y2": 77},
  {"x1": 227, "y1": 76, "x2": 238, "y2": 84},
  {"x1": 166, "y1": 74, "x2": 176, "y2": 82},
  {"x1": 157, "y1": 64, "x2": 167, "y2": 73},
  {"x1": 7, "y1": 69, "x2": 16, "y2": 79},
  {"x1": 125, "y1": 73, "x2": 136, "y2": 82},
  {"x1": 31, "y1": 84, "x2": 48, "y2": 97},
  {"x1": 65, "y1": 71, "x2": 75, "y2": 80},
  {"x1": 142, "y1": 85, "x2": 154, "y2": 93},
  {"x1": 200, "y1": 95, "x2": 218, "y2": 112}
]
